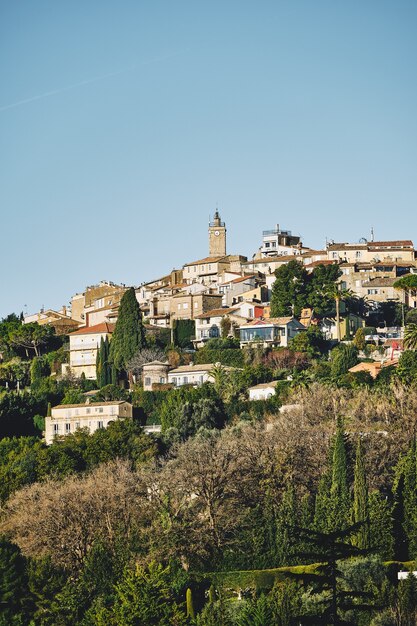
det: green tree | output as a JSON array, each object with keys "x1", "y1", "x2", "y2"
[
  {"x1": 315, "y1": 421, "x2": 351, "y2": 533},
  {"x1": 325, "y1": 284, "x2": 354, "y2": 342},
  {"x1": 404, "y1": 324, "x2": 417, "y2": 351},
  {"x1": 29, "y1": 356, "x2": 50, "y2": 384},
  {"x1": 109, "y1": 288, "x2": 146, "y2": 374},
  {"x1": 270, "y1": 260, "x2": 308, "y2": 317},
  {"x1": 353, "y1": 327, "x2": 366, "y2": 351},
  {"x1": 397, "y1": 574, "x2": 417, "y2": 626},
  {"x1": 0, "y1": 536, "x2": 29, "y2": 625},
  {"x1": 394, "y1": 438, "x2": 417, "y2": 559},
  {"x1": 93, "y1": 562, "x2": 188, "y2": 626},
  {"x1": 289, "y1": 523, "x2": 375, "y2": 625},
  {"x1": 330, "y1": 343, "x2": 359, "y2": 378},
  {"x1": 396, "y1": 350, "x2": 417, "y2": 385},
  {"x1": 352, "y1": 438, "x2": 370, "y2": 549},
  {"x1": 307, "y1": 263, "x2": 342, "y2": 315},
  {"x1": 9, "y1": 322, "x2": 55, "y2": 358}
]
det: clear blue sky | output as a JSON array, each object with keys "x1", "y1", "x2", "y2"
[{"x1": 1, "y1": 1, "x2": 416, "y2": 318}]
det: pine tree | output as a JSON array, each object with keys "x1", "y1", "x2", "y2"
[
  {"x1": 109, "y1": 288, "x2": 146, "y2": 375},
  {"x1": 352, "y1": 437, "x2": 370, "y2": 549}
]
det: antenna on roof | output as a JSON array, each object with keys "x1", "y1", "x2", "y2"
[{"x1": 370, "y1": 226, "x2": 374, "y2": 242}]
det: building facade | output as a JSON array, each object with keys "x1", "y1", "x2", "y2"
[{"x1": 45, "y1": 401, "x2": 133, "y2": 444}]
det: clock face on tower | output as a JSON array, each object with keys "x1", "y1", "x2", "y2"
[{"x1": 214, "y1": 230, "x2": 220, "y2": 236}]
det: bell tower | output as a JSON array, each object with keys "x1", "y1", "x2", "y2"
[{"x1": 208, "y1": 210, "x2": 227, "y2": 257}]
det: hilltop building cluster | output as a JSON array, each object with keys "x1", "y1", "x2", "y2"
[{"x1": 24, "y1": 210, "x2": 417, "y2": 382}]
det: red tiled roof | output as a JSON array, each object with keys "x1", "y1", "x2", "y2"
[{"x1": 70, "y1": 322, "x2": 115, "y2": 335}]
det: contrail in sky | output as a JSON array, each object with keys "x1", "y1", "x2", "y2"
[{"x1": 0, "y1": 50, "x2": 186, "y2": 113}]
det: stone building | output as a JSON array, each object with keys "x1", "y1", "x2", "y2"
[
  {"x1": 45, "y1": 401, "x2": 133, "y2": 445},
  {"x1": 141, "y1": 361, "x2": 170, "y2": 391}
]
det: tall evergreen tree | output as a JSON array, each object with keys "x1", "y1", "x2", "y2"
[
  {"x1": 0, "y1": 536, "x2": 29, "y2": 624},
  {"x1": 330, "y1": 419, "x2": 351, "y2": 531},
  {"x1": 352, "y1": 438, "x2": 370, "y2": 549},
  {"x1": 394, "y1": 437, "x2": 417, "y2": 560},
  {"x1": 315, "y1": 420, "x2": 351, "y2": 533},
  {"x1": 109, "y1": 288, "x2": 146, "y2": 375}
]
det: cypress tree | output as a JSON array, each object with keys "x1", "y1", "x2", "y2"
[
  {"x1": 393, "y1": 437, "x2": 417, "y2": 560},
  {"x1": 314, "y1": 420, "x2": 351, "y2": 533},
  {"x1": 186, "y1": 588, "x2": 195, "y2": 619},
  {"x1": 104, "y1": 336, "x2": 111, "y2": 385},
  {"x1": 329, "y1": 418, "x2": 351, "y2": 531},
  {"x1": 353, "y1": 437, "x2": 370, "y2": 549},
  {"x1": 393, "y1": 472, "x2": 409, "y2": 562},
  {"x1": 109, "y1": 288, "x2": 146, "y2": 375},
  {"x1": 403, "y1": 437, "x2": 417, "y2": 558},
  {"x1": 96, "y1": 337, "x2": 104, "y2": 387}
]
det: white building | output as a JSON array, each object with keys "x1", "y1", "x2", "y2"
[
  {"x1": 248, "y1": 382, "x2": 278, "y2": 401},
  {"x1": 45, "y1": 401, "x2": 133, "y2": 445},
  {"x1": 68, "y1": 322, "x2": 114, "y2": 379},
  {"x1": 168, "y1": 363, "x2": 237, "y2": 387},
  {"x1": 239, "y1": 317, "x2": 305, "y2": 348}
]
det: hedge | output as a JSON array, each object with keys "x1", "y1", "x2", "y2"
[{"x1": 194, "y1": 348, "x2": 245, "y2": 368}]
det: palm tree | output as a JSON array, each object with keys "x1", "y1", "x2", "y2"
[
  {"x1": 326, "y1": 284, "x2": 354, "y2": 342},
  {"x1": 404, "y1": 323, "x2": 417, "y2": 351}
]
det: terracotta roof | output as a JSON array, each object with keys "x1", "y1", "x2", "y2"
[
  {"x1": 184, "y1": 256, "x2": 228, "y2": 267},
  {"x1": 348, "y1": 360, "x2": 399, "y2": 379},
  {"x1": 195, "y1": 307, "x2": 238, "y2": 320},
  {"x1": 53, "y1": 401, "x2": 128, "y2": 409},
  {"x1": 70, "y1": 322, "x2": 115, "y2": 335}
]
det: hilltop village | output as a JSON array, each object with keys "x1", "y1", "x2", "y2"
[{"x1": 2, "y1": 213, "x2": 417, "y2": 624}]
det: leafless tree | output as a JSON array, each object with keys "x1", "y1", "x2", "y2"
[
  {"x1": 127, "y1": 347, "x2": 166, "y2": 376},
  {"x1": 0, "y1": 460, "x2": 149, "y2": 572}
]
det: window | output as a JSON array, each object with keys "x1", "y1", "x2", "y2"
[
  {"x1": 86, "y1": 408, "x2": 91, "y2": 414},
  {"x1": 159, "y1": 377, "x2": 165, "y2": 383},
  {"x1": 75, "y1": 422, "x2": 80, "y2": 430},
  {"x1": 183, "y1": 376, "x2": 188, "y2": 384},
  {"x1": 53, "y1": 423, "x2": 59, "y2": 434},
  {"x1": 145, "y1": 377, "x2": 151, "y2": 386},
  {"x1": 183, "y1": 303, "x2": 188, "y2": 309},
  {"x1": 65, "y1": 423, "x2": 71, "y2": 433},
  {"x1": 171, "y1": 377, "x2": 177, "y2": 386},
  {"x1": 99, "y1": 407, "x2": 103, "y2": 413},
  {"x1": 265, "y1": 242, "x2": 270, "y2": 248},
  {"x1": 368, "y1": 289, "x2": 379, "y2": 295},
  {"x1": 356, "y1": 251, "x2": 362, "y2": 259},
  {"x1": 194, "y1": 302, "x2": 198, "y2": 308},
  {"x1": 97, "y1": 421, "x2": 104, "y2": 429},
  {"x1": 332, "y1": 252, "x2": 338, "y2": 259}
]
